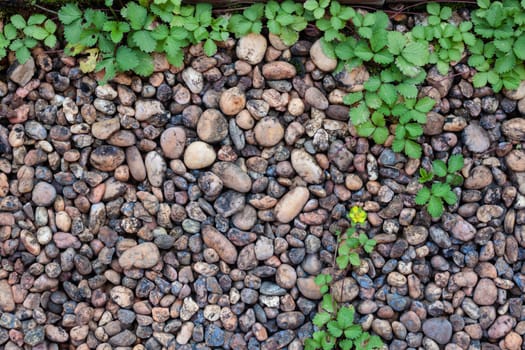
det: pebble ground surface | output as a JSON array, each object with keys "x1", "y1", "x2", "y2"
[{"x1": 1, "y1": 27, "x2": 525, "y2": 350}]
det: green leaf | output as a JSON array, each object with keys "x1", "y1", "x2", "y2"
[
  {"x1": 364, "y1": 239, "x2": 376, "y2": 253},
  {"x1": 366, "y1": 335, "x2": 384, "y2": 350},
  {"x1": 415, "y1": 97, "x2": 436, "y2": 112},
  {"x1": 133, "y1": 51, "x2": 155, "y2": 76},
  {"x1": 132, "y1": 31, "x2": 157, "y2": 53},
  {"x1": 337, "y1": 306, "x2": 355, "y2": 329},
  {"x1": 373, "y1": 49, "x2": 394, "y2": 64},
  {"x1": 304, "y1": 0, "x2": 318, "y2": 11},
  {"x1": 322, "y1": 294, "x2": 335, "y2": 312},
  {"x1": 397, "y1": 83, "x2": 418, "y2": 98},
  {"x1": 405, "y1": 123, "x2": 423, "y2": 138},
  {"x1": 402, "y1": 41, "x2": 429, "y2": 66},
  {"x1": 59, "y1": 3, "x2": 82, "y2": 25},
  {"x1": 123, "y1": 2, "x2": 148, "y2": 30},
  {"x1": 514, "y1": 35, "x2": 525, "y2": 60},
  {"x1": 339, "y1": 339, "x2": 353, "y2": 350},
  {"x1": 432, "y1": 159, "x2": 447, "y2": 177},
  {"x1": 364, "y1": 76, "x2": 381, "y2": 92},
  {"x1": 349, "y1": 252, "x2": 361, "y2": 266},
  {"x1": 405, "y1": 139, "x2": 422, "y2": 159},
  {"x1": 432, "y1": 182, "x2": 451, "y2": 197},
  {"x1": 343, "y1": 92, "x2": 363, "y2": 106},
  {"x1": 264, "y1": 0, "x2": 281, "y2": 19},
  {"x1": 116, "y1": 46, "x2": 139, "y2": 71},
  {"x1": 44, "y1": 19, "x2": 57, "y2": 34},
  {"x1": 447, "y1": 154, "x2": 464, "y2": 173},
  {"x1": 350, "y1": 102, "x2": 370, "y2": 125},
  {"x1": 15, "y1": 46, "x2": 31, "y2": 64},
  {"x1": 24, "y1": 26, "x2": 49, "y2": 40},
  {"x1": 427, "y1": 195, "x2": 444, "y2": 218},
  {"x1": 44, "y1": 35, "x2": 57, "y2": 48},
  {"x1": 313, "y1": 312, "x2": 332, "y2": 327},
  {"x1": 344, "y1": 324, "x2": 362, "y2": 339},
  {"x1": 327, "y1": 321, "x2": 343, "y2": 337},
  {"x1": 442, "y1": 189, "x2": 457, "y2": 205},
  {"x1": 336, "y1": 255, "x2": 349, "y2": 269},
  {"x1": 472, "y1": 72, "x2": 488, "y2": 87},
  {"x1": 378, "y1": 83, "x2": 397, "y2": 105},
  {"x1": 28, "y1": 14, "x2": 46, "y2": 26},
  {"x1": 4, "y1": 23, "x2": 17, "y2": 41},
  {"x1": 203, "y1": 38, "x2": 217, "y2": 56},
  {"x1": 357, "y1": 122, "x2": 375, "y2": 138},
  {"x1": 396, "y1": 56, "x2": 421, "y2": 77},
  {"x1": 495, "y1": 52, "x2": 516, "y2": 74},
  {"x1": 427, "y1": 3, "x2": 440, "y2": 15},
  {"x1": 415, "y1": 187, "x2": 431, "y2": 205},
  {"x1": 373, "y1": 126, "x2": 389, "y2": 144},
  {"x1": 354, "y1": 41, "x2": 373, "y2": 61},
  {"x1": 10, "y1": 14, "x2": 26, "y2": 29},
  {"x1": 387, "y1": 31, "x2": 406, "y2": 55}
]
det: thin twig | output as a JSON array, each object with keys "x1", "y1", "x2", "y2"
[{"x1": 32, "y1": 4, "x2": 58, "y2": 15}]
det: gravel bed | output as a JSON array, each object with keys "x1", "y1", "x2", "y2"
[{"x1": 0, "y1": 29, "x2": 525, "y2": 350}]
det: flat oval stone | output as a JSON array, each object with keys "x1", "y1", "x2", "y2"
[{"x1": 202, "y1": 225, "x2": 238, "y2": 264}]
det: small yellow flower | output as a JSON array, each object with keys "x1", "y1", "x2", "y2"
[{"x1": 348, "y1": 206, "x2": 367, "y2": 225}]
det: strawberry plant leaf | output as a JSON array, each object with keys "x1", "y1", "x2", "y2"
[
  {"x1": 427, "y1": 195, "x2": 444, "y2": 218},
  {"x1": 116, "y1": 46, "x2": 138, "y2": 71},
  {"x1": 447, "y1": 154, "x2": 464, "y2": 173},
  {"x1": 432, "y1": 159, "x2": 447, "y2": 177}
]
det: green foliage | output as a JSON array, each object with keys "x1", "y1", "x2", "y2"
[
  {"x1": 265, "y1": 0, "x2": 307, "y2": 45},
  {"x1": 309, "y1": 207, "x2": 381, "y2": 350},
  {"x1": 416, "y1": 154, "x2": 464, "y2": 218},
  {"x1": 411, "y1": 3, "x2": 475, "y2": 75},
  {"x1": 468, "y1": 0, "x2": 525, "y2": 91},
  {"x1": 0, "y1": 13, "x2": 57, "y2": 63},
  {"x1": 228, "y1": 3, "x2": 264, "y2": 38}
]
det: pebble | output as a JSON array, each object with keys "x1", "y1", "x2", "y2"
[
  {"x1": 160, "y1": 127, "x2": 186, "y2": 159},
  {"x1": 254, "y1": 117, "x2": 285, "y2": 147},
  {"x1": 422, "y1": 318, "x2": 452, "y2": 344},
  {"x1": 463, "y1": 122, "x2": 490, "y2": 153},
  {"x1": 135, "y1": 100, "x2": 165, "y2": 121},
  {"x1": 212, "y1": 161, "x2": 252, "y2": 193},
  {"x1": 310, "y1": 39, "x2": 337, "y2": 71},
  {"x1": 118, "y1": 242, "x2": 160, "y2": 269},
  {"x1": 291, "y1": 149, "x2": 324, "y2": 184},
  {"x1": 202, "y1": 225, "x2": 238, "y2": 264},
  {"x1": 274, "y1": 186, "x2": 309, "y2": 223},
  {"x1": 197, "y1": 109, "x2": 228, "y2": 143},
  {"x1": 90, "y1": 145, "x2": 126, "y2": 171},
  {"x1": 236, "y1": 33, "x2": 267, "y2": 65},
  {"x1": 32, "y1": 182, "x2": 56, "y2": 206},
  {"x1": 184, "y1": 141, "x2": 216, "y2": 169}
]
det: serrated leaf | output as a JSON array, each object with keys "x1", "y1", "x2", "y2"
[
  {"x1": 203, "y1": 38, "x2": 217, "y2": 56},
  {"x1": 322, "y1": 294, "x2": 334, "y2": 312},
  {"x1": 340, "y1": 339, "x2": 353, "y2": 350},
  {"x1": 495, "y1": 52, "x2": 516, "y2": 74},
  {"x1": 344, "y1": 324, "x2": 362, "y2": 339},
  {"x1": 78, "y1": 48, "x2": 99, "y2": 73},
  {"x1": 396, "y1": 56, "x2": 421, "y2": 77},
  {"x1": 336, "y1": 255, "x2": 349, "y2": 269},
  {"x1": 24, "y1": 26, "x2": 49, "y2": 40},
  {"x1": 373, "y1": 49, "x2": 394, "y2": 64},
  {"x1": 432, "y1": 159, "x2": 447, "y2": 177},
  {"x1": 354, "y1": 41, "x2": 373, "y2": 61},
  {"x1": 447, "y1": 154, "x2": 464, "y2": 173},
  {"x1": 327, "y1": 321, "x2": 343, "y2": 338},
  {"x1": 28, "y1": 14, "x2": 46, "y2": 26},
  {"x1": 15, "y1": 46, "x2": 31, "y2": 63},
  {"x1": 365, "y1": 92, "x2": 382, "y2": 109},
  {"x1": 405, "y1": 139, "x2": 422, "y2": 159},
  {"x1": 350, "y1": 102, "x2": 370, "y2": 125},
  {"x1": 132, "y1": 31, "x2": 157, "y2": 53},
  {"x1": 405, "y1": 123, "x2": 423, "y2": 138},
  {"x1": 373, "y1": 127, "x2": 389, "y2": 144},
  {"x1": 43, "y1": 35, "x2": 57, "y2": 48},
  {"x1": 123, "y1": 2, "x2": 148, "y2": 30},
  {"x1": 343, "y1": 92, "x2": 363, "y2": 106},
  {"x1": 133, "y1": 51, "x2": 155, "y2": 76},
  {"x1": 514, "y1": 35, "x2": 525, "y2": 60},
  {"x1": 443, "y1": 190, "x2": 457, "y2": 205},
  {"x1": 387, "y1": 31, "x2": 406, "y2": 55},
  {"x1": 116, "y1": 46, "x2": 138, "y2": 71},
  {"x1": 402, "y1": 41, "x2": 429, "y2": 66},
  {"x1": 313, "y1": 312, "x2": 332, "y2": 327},
  {"x1": 44, "y1": 19, "x2": 57, "y2": 34},
  {"x1": 357, "y1": 121, "x2": 375, "y2": 138},
  {"x1": 11, "y1": 14, "x2": 26, "y2": 29},
  {"x1": 415, "y1": 97, "x2": 436, "y2": 113},
  {"x1": 397, "y1": 83, "x2": 418, "y2": 98},
  {"x1": 432, "y1": 182, "x2": 452, "y2": 197},
  {"x1": 427, "y1": 195, "x2": 444, "y2": 218},
  {"x1": 472, "y1": 72, "x2": 488, "y2": 87},
  {"x1": 378, "y1": 83, "x2": 398, "y2": 105},
  {"x1": 337, "y1": 306, "x2": 355, "y2": 329},
  {"x1": 349, "y1": 252, "x2": 361, "y2": 266},
  {"x1": 415, "y1": 187, "x2": 431, "y2": 205}
]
